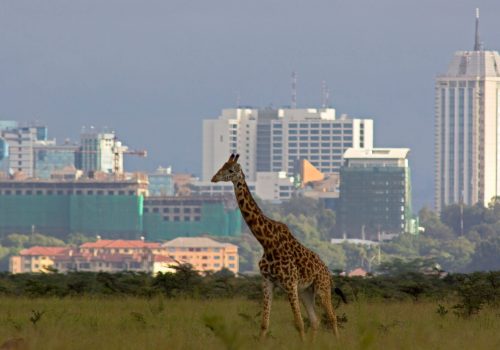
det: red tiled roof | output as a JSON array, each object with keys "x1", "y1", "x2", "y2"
[
  {"x1": 19, "y1": 246, "x2": 70, "y2": 256},
  {"x1": 80, "y1": 239, "x2": 161, "y2": 249}
]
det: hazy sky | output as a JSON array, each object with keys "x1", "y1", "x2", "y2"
[{"x1": 0, "y1": 1, "x2": 498, "y2": 210}]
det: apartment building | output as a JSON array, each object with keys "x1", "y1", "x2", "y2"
[
  {"x1": 53, "y1": 251, "x2": 178, "y2": 275},
  {"x1": 9, "y1": 246, "x2": 70, "y2": 274},
  {"x1": 9, "y1": 237, "x2": 239, "y2": 274},
  {"x1": 162, "y1": 237, "x2": 239, "y2": 274}
]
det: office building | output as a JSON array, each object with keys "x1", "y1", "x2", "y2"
[
  {"x1": 33, "y1": 142, "x2": 78, "y2": 179},
  {"x1": 148, "y1": 166, "x2": 175, "y2": 196},
  {"x1": 435, "y1": 11, "x2": 500, "y2": 210},
  {"x1": 338, "y1": 148, "x2": 417, "y2": 239},
  {"x1": 77, "y1": 129, "x2": 126, "y2": 175},
  {"x1": 203, "y1": 108, "x2": 373, "y2": 182},
  {"x1": 0, "y1": 122, "x2": 49, "y2": 177}
]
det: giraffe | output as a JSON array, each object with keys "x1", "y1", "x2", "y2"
[{"x1": 212, "y1": 153, "x2": 346, "y2": 340}]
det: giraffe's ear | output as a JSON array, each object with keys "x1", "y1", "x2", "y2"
[{"x1": 234, "y1": 154, "x2": 240, "y2": 162}]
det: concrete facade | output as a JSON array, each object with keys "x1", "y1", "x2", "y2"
[{"x1": 203, "y1": 107, "x2": 373, "y2": 182}]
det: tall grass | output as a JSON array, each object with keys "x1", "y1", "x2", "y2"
[{"x1": 0, "y1": 297, "x2": 499, "y2": 349}]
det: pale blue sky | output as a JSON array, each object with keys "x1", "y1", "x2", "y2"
[{"x1": 1, "y1": 1, "x2": 498, "y2": 210}]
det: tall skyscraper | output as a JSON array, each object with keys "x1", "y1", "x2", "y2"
[
  {"x1": 435, "y1": 10, "x2": 500, "y2": 211},
  {"x1": 203, "y1": 108, "x2": 373, "y2": 181}
]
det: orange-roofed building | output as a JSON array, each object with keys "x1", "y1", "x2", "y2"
[
  {"x1": 9, "y1": 246, "x2": 70, "y2": 274},
  {"x1": 162, "y1": 237, "x2": 239, "y2": 274},
  {"x1": 299, "y1": 159, "x2": 325, "y2": 185},
  {"x1": 348, "y1": 268, "x2": 368, "y2": 277},
  {"x1": 53, "y1": 252, "x2": 180, "y2": 274}
]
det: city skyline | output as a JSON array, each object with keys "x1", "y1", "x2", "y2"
[{"x1": 1, "y1": 1, "x2": 499, "y2": 211}]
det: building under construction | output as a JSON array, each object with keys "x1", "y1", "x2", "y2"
[
  {"x1": 0, "y1": 176, "x2": 241, "y2": 240},
  {"x1": 143, "y1": 195, "x2": 241, "y2": 241}
]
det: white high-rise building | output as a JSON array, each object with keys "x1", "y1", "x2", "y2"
[
  {"x1": 435, "y1": 10, "x2": 500, "y2": 211},
  {"x1": 203, "y1": 108, "x2": 373, "y2": 181},
  {"x1": 77, "y1": 130, "x2": 126, "y2": 175}
]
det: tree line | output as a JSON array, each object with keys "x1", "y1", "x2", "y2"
[
  {"x1": 1, "y1": 197, "x2": 500, "y2": 273},
  {"x1": 217, "y1": 197, "x2": 500, "y2": 273}
]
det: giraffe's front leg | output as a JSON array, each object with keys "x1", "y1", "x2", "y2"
[{"x1": 260, "y1": 278, "x2": 274, "y2": 340}]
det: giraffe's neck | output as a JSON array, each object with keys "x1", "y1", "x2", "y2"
[{"x1": 233, "y1": 178, "x2": 270, "y2": 247}]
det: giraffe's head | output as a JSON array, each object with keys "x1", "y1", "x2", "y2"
[{"x1": 211, "y1": 153, "x2": 244, "y2": 183}]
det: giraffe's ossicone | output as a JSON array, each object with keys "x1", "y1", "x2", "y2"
[{"x1": 212, "y1": 153, "x2": 346, "y2": 341}]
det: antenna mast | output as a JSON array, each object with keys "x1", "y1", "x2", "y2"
[
  {"x1": 291, "y1": 71, "x2": 297, "y2": 109},
  {"x1": 321, "y1": 80, "x2": 330, "y2": 108},
  {"x1": 474, "y1": 8, "x2": 481, "y2": 51}
]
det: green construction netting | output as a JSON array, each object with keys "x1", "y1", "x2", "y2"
[
  {"x1": 144, "y1": 203, "x2": 242, "y2": 241},
  {"x1": 69, "y1": 195, "x2": 143, "y2": 238},
  {"x1": 0, "y1": 195, "x2": 71, "y2": 237}
]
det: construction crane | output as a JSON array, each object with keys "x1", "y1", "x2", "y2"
[{"x1": 113, "y1": 146, "x2": 147, "y2": 174}]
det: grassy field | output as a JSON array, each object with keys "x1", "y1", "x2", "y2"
[{"x1": 0, "y1": 297, "x2": 499, "y2": 349}]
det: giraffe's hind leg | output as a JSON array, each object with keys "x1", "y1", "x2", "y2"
[
  {"x1": 260, "y1": 278, "x2": 274, "y2": 340},
  {"x1": 287, "y1": 284, "x2": 306, "y2": 340},
  {"x1": 300, "y1": 286, "x2": 319, "y2": 339},
  {"x1": 317, "y1": 283, "x2": 339, "y2": 338}
]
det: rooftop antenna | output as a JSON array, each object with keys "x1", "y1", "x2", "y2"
[
  {"x1": 474, "y1": 8, "x2": 481, "y2": 51},
  {"x1": 291, "y1": 71, "x2": 297, "y2": 109},
  {"x1": 321, "y1": 80, "x2": 330, "y2": 108},
  {"x1": 236, "y1": 91, "x2": 241, "y2": 108}
]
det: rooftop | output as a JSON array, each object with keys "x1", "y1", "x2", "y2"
[
  {"x1": 441, "y1": 50, "x2": 500, "y2": 78},
  {"x1": 19, "y1": 246, "x2": 70, "y2": 256},
  {"x1": 80, "y1": 239, "x2": 161, "y2": 249},
  {"x1": 162, "y1": 237, "x2": 238, "y2": 249},
  {"x1": 343, "y1": 148, "x2": 410, "y2": 160}
]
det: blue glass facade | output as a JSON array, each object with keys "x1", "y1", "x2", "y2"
[
  {"x1": 34, "y1": 147, "x2": 77, "y2": 179},
  {"x1": 148, "y1": 173, "x2": 174, "y2": 196}
]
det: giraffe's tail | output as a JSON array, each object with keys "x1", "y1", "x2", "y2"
[{"x1": 334, "y1": 287, "x2": 348, "y2": 304}]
